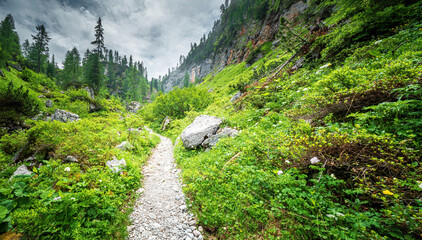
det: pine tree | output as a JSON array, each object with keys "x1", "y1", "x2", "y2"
[
  {"x1": 46, "y1": 54, "x2": 56, "y2": 78},
  {"x1": 62, "y1": 48, "x2": 81, "y2": 88},
  {"x1": 91, "y1": 17, "x2": 105, "y2": 58},
  {"x1": 0, "y1": 14, "x2": 21, "y2": 66},
  {"x1": 30, "y1": 24, "x2": 51, "y2": 73},
  {"x1": 183, "y1": 71, "x2": 190, "y2": 88}
]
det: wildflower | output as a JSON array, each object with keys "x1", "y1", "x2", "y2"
[
  {"x1": 71, "y1": 197, "x2": 76, "y2": 201},
  {"x1": 418, "y1": 182, "x2": 422, "y2": 189},
  {"x1": 383, "y1": 190, "x2": 394, "y2": 195},
  {"x1": 310, "y1": 157, "x2": 320, "y2": 164},
  {"x1": 64, "y1": 167, "x2": 71, "y2": 172},
  {"x1": 326, "y1": 214, "x2": 337, "y2": 219},
  {"x1": 53, "y1": 197, "x2": 62, "y2": 201},
  {"x1": 285, "y1": 160, "x2": 291, "y2": 164},
  {"x1": 330, "y1": 173, "x2": 336, "y2": 179},
  {"x1": 374, "y1": 40, "x2": 383, "y2": 45},
  {"x1": 319, "y1": 63, "x2": 331, "y2": 69},
  {"x1": 277, "y1": 170, "x2": 283, "y2": 175},
  {"x1": 335, "y1": 212, "x2": 345, "y2": 217}
]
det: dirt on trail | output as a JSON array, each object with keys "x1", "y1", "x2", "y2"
[{"x1": 127, "y1": 130, "x2": 203, "y2": 240}]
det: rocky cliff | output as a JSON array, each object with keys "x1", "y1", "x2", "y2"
[{"x1": 162, "y1": 0, "x2": 308, "y2": 92}]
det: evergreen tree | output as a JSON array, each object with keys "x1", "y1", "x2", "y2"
[
  {"x1": 183, "y1": 71, "x2": 190, "y2": 88},
  {"x1": 0, "y1": 14, "x2": 21, "y2": 66},
  {"x1": 22, "y1": 39, "x2": 30, "y2": 58},
  {"x1": 107, "y1": 49, "x2": 117, "y2": 90},
  {"x1": 46, "y1": 54, "x2": 56, "y2": 78},
  {"x1": 85, "y1": 53, "x2": 102, "y2": 94},
  {"x1": 30, "y1": 24, "x2": 51, "y2": 73},
  {"x1": 129, "y1": 55, "x2": 133, "y2": 68},
  {"x1": 91, "y1": 17, "x2": 105, "y2": 58},
  {"x1": 62, "y1": 48, "x2": 81, "y2": 88}
]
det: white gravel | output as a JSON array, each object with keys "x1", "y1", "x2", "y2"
[{"x1": 128, "y1": 130, "x2": 204, "y2": 240}]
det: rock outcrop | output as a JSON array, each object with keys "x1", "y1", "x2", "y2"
[
  {"x1": 202, "y1": 127, "x2": 239, "y2": 148},
  {"x1": 10, "y1": 165, "x2": 32, "y2": 180},
  {"x1": 106, "y1": 157, "x2": 126, "y2": 174},
  {"x1": 128, "y1": 101, "x2": 141, "y2": 113},
  {"x1": 181, "y1": 115, "x2": 223, "y2": 149},
  {"x1": 84, "y1": 86, "x2": 95, "y2": 100},
  {"x1": 116, "y1": 141, "x2": 134, "y2": 151},
  {"x1": 230, "y1": 92, "x2": 243, "y2": 102},
  {"x1": 51, "y1": 109, "x2": 79, "y2": 123},
  {"x1": 45, "y1": 99, "x2": 53, "y2": 108}
]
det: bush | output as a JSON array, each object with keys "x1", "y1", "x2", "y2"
[{"x1": 143, "y1": 87, "x2": 212, "y2": 122}]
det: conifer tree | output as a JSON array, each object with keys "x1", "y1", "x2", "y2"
[
  {"x1": 30, "y1": 24, "x2": 51, "y2": 73},
  {"x1": 62, "y1": 48, "x2": 81, "y2": 88},
  {"x1": 0, "y1": 14, "x2": 21, "y2": 66},
  {"x1": 91, "y1": 17, "x2": 105, "y2": 58}
]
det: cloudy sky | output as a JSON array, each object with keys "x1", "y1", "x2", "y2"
[{"x1": 0, "y1": 0, "x2": 223, "y2": 78}]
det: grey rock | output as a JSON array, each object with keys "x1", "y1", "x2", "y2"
[
  {"x1": 180, "y1": 205, "x2": 187, "y2": 211},
  {"x1": 24, "y1": 156, "x2": 36, "y2": 162},
  {"x1": 161, "y1": 116, "x2": 171, "y2": 131},
  {"x1": 45, "y1": 99, "x2": 53, "y2": 108},
  {"x1": 83, "y1": 86, "x2": 95, "y2": 100},
  {"x1": 65, "y1": 156, "x2": 78, "y2": 163},
  {"x1": 193, "y1": 230, "x2": 201, "y2": 237},
  {"x1": 89, "y1": 104, "x2": 96, "y2": 112},
  {"x1": 115, "y1": 141, "x2": 134, "y2": 151},
  {"x1": 38, "y1": 95, "x2": 46, "y2": 98},
  {"x1": 181, "y1": 115, "x2": 222, "y2": 149},
  {"x1": 10, "y1": 165, "x2": 32, "y2": 180},
  {"x1": 230, "y1": 91, "x2": 242, "y2": 102},
  {"x1": 202, "y1": 127, "x2": 239, "y2": 148},
  {"x1": 128, "y1": 101, "x2": 141, "y2": 113},
  {"x1": 198, "y1": 226, "x2": 203, "y2": 232},
  {"x1": 51, "y1": 109, "x2": 79, "y2": 123},
  {"x1": 106, "y1": 157, "x2": 126, "y2": 173}
]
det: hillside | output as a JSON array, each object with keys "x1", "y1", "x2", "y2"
[
  {"x1": 143, "y1": 0, "x2": 422, "y2": 239},
  {"x1": 1, "y1": 0, "x2": 422, "y2": 239}
]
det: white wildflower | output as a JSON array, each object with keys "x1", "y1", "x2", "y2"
[
  {"x1": 64, "y1": 167, "x2": 71, "y2": 172},
  {"x1": 99, "y1": 179, "x2": 103, "y2": 182},
  {"x1": 277, "y1": 170, "x2": 283, "y2": 175},
  {"x1": 310, "y1": 157, "x2": 320, "y2": 164},
  {"x1": 419, "y1": 182, "x2": 422, "y2": 189},
  {"x1": 374, "y1": 40, "x2": 383, "y2": 45},
  {"x1": 53, "y1": 197, "x2": 62, "y2": 201},
  {"x1": 320, "y1": 63, "x2": 332, "y2": 69},
  {"x1": 330, "y1": 173, "x2": 336, "y2": 179},
  {"x1": 326, "y1": 214, "x2": 337, "y2": 219},
  {"x1": 285, "y1": 160, "x2": 291, "y2": 164},
  {"x1": 335, "y1": 212, "x2": 345, "y2": 217},
  {"x1": 71, "y1": 197, "x2": 76, "y2": 201}
]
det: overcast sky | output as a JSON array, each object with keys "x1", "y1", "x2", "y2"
[{"x1": 0, "y1": 0, "x2": 223, "y2": 79}]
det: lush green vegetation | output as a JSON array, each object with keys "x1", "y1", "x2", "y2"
[{"x1": 151, "y1": 1, "x2": 422, "y2": 239}]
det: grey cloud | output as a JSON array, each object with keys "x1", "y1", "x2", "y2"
[{"x1": 0, "y1": 0, "x2": 222, "y2": 78}]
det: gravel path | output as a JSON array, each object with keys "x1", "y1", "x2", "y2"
[{"x1": 128, "y1": 131, "x2": 203, "y2": 240}]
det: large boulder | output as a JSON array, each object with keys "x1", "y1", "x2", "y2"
[
  {"x1": 51, "y1": 109, "x2": 79, "y2": 123},
  {"x1": 181, "y1": 115, "x2": 222, "y2": 149},
  {"x1": 9, "y1": 165, "x2": 32, "y2": 180},
  {"x1": 128, "y1": 101, "x2": 141, "y2": 113},
  {"x1": 202, "y1": 127, "x2": 239, "y2": 148},
  {"x1": 106, "y1": 157, "x2": 126, "y2": 174}
]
